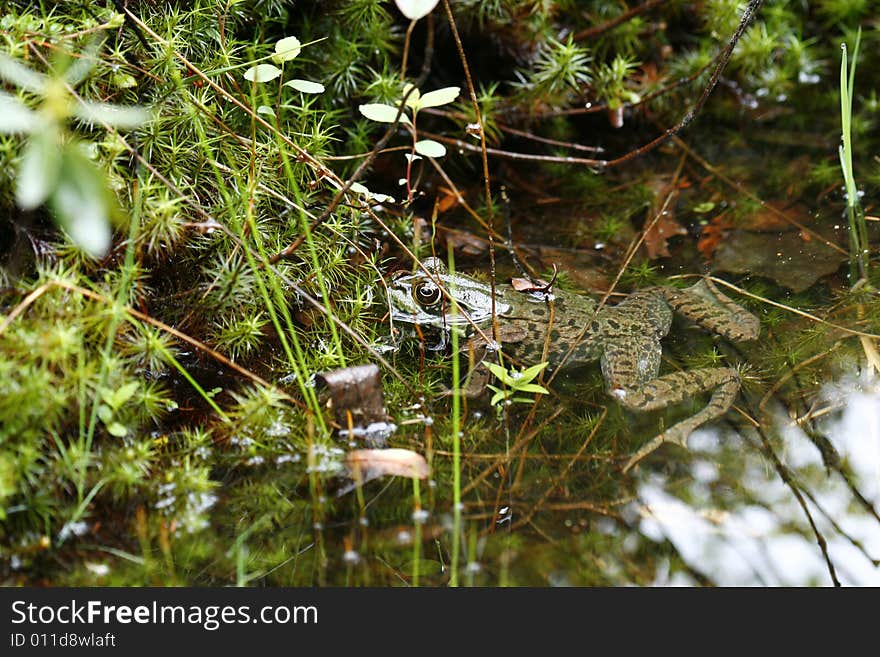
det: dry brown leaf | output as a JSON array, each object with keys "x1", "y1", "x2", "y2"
[
  {"x1": 436, "y1": 186, "x2": 461, "y2": 213},
  {"x1": 644, "y1": 174, "x2": 687, "y2": 259},
  {"x1": 738, "y1": 201, "x2": 812, "y2": 232},
  {"x1": 697, "y1": 212, "x2": 731, "y2": 260},
  {"x1": 644, "y1": 211, "x2": 687, "y2": 259},
  {"x1": 510, "y1": 277, "x2": 550, "y2": 292},
  {"x1": 346, "y1": 448, "x2": 430, "y2": 482}
]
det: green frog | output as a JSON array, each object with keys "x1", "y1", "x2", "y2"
[{"x1": 388, "y1": 257, "x2": 760, "y2": 472}]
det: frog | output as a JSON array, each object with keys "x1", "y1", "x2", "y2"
[{"x1": 387, "y1": 257, "x2": 760, "y2": 472}]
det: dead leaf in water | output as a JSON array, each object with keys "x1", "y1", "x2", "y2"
[
  {"x1": 346, "y1": 448, "x2": 430, "y2": 483},
  {"x1": 738, "y1": 201, "x2": 813, "y2": 233},
  {"x1": 643, "y1": 174, "x2": 687, "y2": 259},
  {"x1": 713, "y1": 229, "x2": 845, "y2": 292}
]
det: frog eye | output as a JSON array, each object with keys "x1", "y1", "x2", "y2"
[{"x1": 413, "y1": 281, "x2": 442, "y2": 307}]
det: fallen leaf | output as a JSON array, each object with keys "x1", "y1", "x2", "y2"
[
  {"x1": 436, "y1": 186, "x2": 460, "y2": 213},
  {"x1": 644, "y1": 210, "x2": 687, "y2": 259},
  {"x1": 713, "y1": 229, "x2": 845, "y2": 292},
  {"x1": 510, "y1": 277, "x2": 550, "y2": 292},
  {"x1": 738, "y1": 200, "x2": 813, "y2": 232},
  {"x1": 643, "y1": 174, "x2": 687, "y2": 259},
  {"x1": 697, "y1": 212, "x2": 732, "y2": 260},
  {"x1": 346, "y1": 448, "x2": 430, "y2": 482},
  {"x1": 413, "y1": 216, "x2": 487, "y2": 257}
]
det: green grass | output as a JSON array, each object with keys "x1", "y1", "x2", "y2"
[
  {"x1": 838, "y1": 28, "x2": 868, "y2": 283},
  {"x1": 0, "y1": 0, "x2": 878, "y2": 588}
]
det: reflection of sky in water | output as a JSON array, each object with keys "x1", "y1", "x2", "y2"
[{"x1": 637, "y1": 370, "x2": 880, "y2": 586}]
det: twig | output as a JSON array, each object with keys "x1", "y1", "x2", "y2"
[
  {"x1": 573, "y1": 0, "x2": 669, "y2": 41},
  {"x1": 442, "y1": 0, "x2": 500, "y2": 344},
  {"x1": 750, "y1": 426, "x2": 842, "y2": 586},
  {"x1": 510, "y1": 408, "x2": 607, "y2": 530}
]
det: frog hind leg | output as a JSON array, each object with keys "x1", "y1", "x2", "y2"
[
  {"x1": 602, "y1": 341, "x2": 742, "y2": 472},
  {"x1": 652, "y1": 279, "x2": 760, "y2": 342}
]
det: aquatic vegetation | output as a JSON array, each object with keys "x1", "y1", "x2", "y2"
[{"x1": 0, "y1": 0, "x2": 878, "y2": 587}]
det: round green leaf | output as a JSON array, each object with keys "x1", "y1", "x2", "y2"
[
  {"x1": 414, "y1": 139, "x2": 446, "y2": 158},
  {"x1": 243, "y1": 64, "x2": 281, "y2": 83},
  {"x1": 358, "y1": 103, "x2": 411, "y2": 125},
  {"x1": 273, "y1": 36, "x2": 301, "y2": 63},
  {"x1": 394, "y1": 0, "x2": 439, "y2": 20},
  {"x1": 0, "y1": 91, "x2": 38, "y2": 134},
  {"x1": 51, "y1": 148, "x2": 112, "y2": 258},
  {"x1": 417, "y1": 86, "x2": 460, "y2": 109},
  {"x1": 107, "y1": 422, "x2": 128, "y2": 437},
  {"x1": 16, "y1": 130, "x2": 61, "y2": 209},
  {"x1": 284, "y1": 79, "x2": 325, "y2": 94}
]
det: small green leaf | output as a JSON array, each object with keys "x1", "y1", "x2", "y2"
[
  {"x1": 402, "y1": 83, "x2": 421, "y2": 109},
  {"x1": 51, "y1": 147, "x2": 113, "y2": 258},
  {"x1": 0, "y1": 53, "x2": 48, "y2": 93},
  {"x1": 111, "y1": 381, "x2": 140, "y2": 409},
  {"x1": 485, "y1": 362, "x2": 509, "y2": 380},
  {"x1": 273, "y1": 36, "x2": 302, "y2": 63},
  {"x1": 511, "y1": 396, "x2": 537, "y2": 404},
  {"x1": 284, "y1": 79, "x2": 325, "y2": 94},
  {"x1": 490, "y1": 390, "x2": 507, "y2": 406},
  {"x1": 256, "y1": 105, "x2": 276, "y2": 118},
  {"x1": 516, "y1": 383, "x2": 550, "y2": 395},
  {"x1": 519, "y1": 361, "x2": 549, "y2": 383},
  {"x1": 693, "y1": 201, "x2": 716, "y2": 214},
  {"x1": 63, "y1": 43, "x2": 100, "y2": 87},
  {"x1": 417, "y1": 86, "x2": 460, "y2": 109},
  {"x1": 111, "y1": 72, "x2": 137, "y2": 89},
  {"x1": 243, "y1": 64, "x2": 282, "y2": 83},
  {"x1": 358, "y1": 103, "x2": 411, "y2": 125},
  {"x1": 73, "y1": 101, "x2": 151, "y2": 130},
  {"x1": 97, "y1": 404, "x2": 113, "y2": 423},
  {"x1": 16, "y1": 130, "x2": 61, "y2": 209},
  {"x1": 107, "y1": 422, "x2": 128, "y2": 437},
  {"x1": 414, "y1": 139, "x2": 446, "y2": 158},
  {"x1": 0, "y1": 91, "x2": 38, "y2": 134}
]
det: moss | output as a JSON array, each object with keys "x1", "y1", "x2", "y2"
[{"x1": 0, "y1": 0, "x2": 877, "y2": 586}]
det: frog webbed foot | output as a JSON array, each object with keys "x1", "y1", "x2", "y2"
[{"x1": 609, "y1": 367, "x2": 743, "y2": 473}]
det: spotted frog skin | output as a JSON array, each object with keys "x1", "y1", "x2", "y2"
[{"x1": 388, "y1": 257, "x2": 760, "y2": 471}]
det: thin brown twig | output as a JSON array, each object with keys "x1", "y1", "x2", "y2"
[
  {"x1": 461, "y1": 406, "x2": 565, "y2": 496},
  {"x1": 573, "y1": 0, "x2": 668, "y2": 41},
  {"x1": 0, "y1": 283, "x2": 51, "y2": 336},
  {"x1": 510, "y1": 408, "x2": 607, "y2": 530},
  {"x1": 750, "y1": 426, "x2": 842, "y2": 586},
  {"x1": 441, "y1": 0, "x2": 500, "y2": 345}
]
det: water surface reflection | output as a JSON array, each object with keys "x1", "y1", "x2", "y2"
[{"x1": 637, "y1": 369, "x2": 880, "y2": 585}]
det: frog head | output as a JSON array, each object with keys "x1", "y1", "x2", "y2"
[{"x1": 387, "y1": 257, "x2": 509, "y2": 342}]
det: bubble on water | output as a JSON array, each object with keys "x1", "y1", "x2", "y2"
[
  {"x1": 58, "y1": 521, "x2": 89, "y2": 542},
  {"x1": 798, "y1": 71, "x2": 820, "y2": 84}
]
